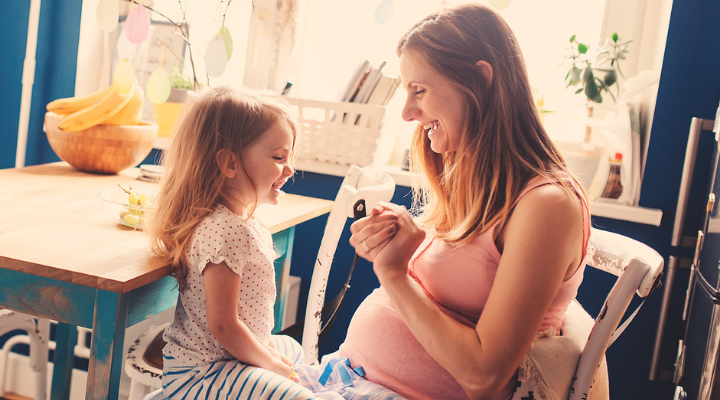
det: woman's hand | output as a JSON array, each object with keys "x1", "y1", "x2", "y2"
[
  {"x1": 349, "y1": 202, "x2": 398, "y2": 261},
  {"x1": 350, "y1": 202, "x2": 425, "y2": 281}
]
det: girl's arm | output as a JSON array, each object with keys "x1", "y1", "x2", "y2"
[
  {"x1": 351, "y1": 186, "x2": 584, "y2": 399},
  {"x1": 203, "y1": 262, "x2": 293, "y2": 379}
]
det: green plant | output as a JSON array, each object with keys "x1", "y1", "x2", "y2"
[
  {"x1": 564, "y1": 33, "x2": 631, "y2": 104},
  {"x1": 168, "y1": 64, "x2": 195, "y2": 90}
]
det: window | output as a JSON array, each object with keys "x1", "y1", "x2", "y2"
[{"x1": 292, "y1": 0, "x2": 607, "y2": 159}]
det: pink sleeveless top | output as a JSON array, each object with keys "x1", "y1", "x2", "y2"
[{"x1": 339, "y1": 175, "x2": 590, "y2": 400}]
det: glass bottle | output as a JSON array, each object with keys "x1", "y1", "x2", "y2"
[{"x1": 600, "y1": 152, "x2": 623, "y2": 199}]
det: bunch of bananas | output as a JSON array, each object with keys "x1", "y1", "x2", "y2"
[{"x1": 46, "y1": 83, "x2": 144, "y2": 132}]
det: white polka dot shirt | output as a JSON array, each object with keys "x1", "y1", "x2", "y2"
[{"x1": 163, "y1": 204, "x2": 277, "y2": 366}]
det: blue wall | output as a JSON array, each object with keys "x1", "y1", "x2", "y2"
[
  {"x1": 578, "y1": 0, "x2": 720, "y2": 399},
  {"x1": 1, "y1": 1, "x2": 83, "y2": 168}
]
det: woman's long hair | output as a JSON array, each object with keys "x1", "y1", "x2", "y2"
[
  {"x1": 397, "y1": 3, "x2": 587, "y2": 246},
  {"x1": 146, "y1": 86, "x2": 298, "y2": 291}
]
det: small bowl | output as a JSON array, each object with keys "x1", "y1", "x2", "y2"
[
  {"x1": 99, "y1": 187, "x2": 155, "y2": 230},
  {"x1": 45, "y1": 111, "x2": 158, "y2": 174}
]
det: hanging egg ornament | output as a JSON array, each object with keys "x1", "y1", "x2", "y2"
[
  {"x1": 374, "y1": 0, "x2": 394, "y2": 24},
  {"x1": 113, "y1": 58, "x2": 136, "y2": 94},
  {"x1": 116, "y1": 29, "x2": 138, "y2": 60},
  {"x1": 205, "y1": 34, "x2": 227, "y2": 78},
  {"x1": 490, "y1": 0, "x2": 511, "y2": 10},
  {"x1": 125, "y1": 4, "x2": 151, "y2": 44},
  {"x1": 219, "y1": 26, "x2": 233, "y2": 61},
  {"x1": 147, "y1": 67, "x2": 171, "y2": 104},
  {"x1": 96, "y1": 0, "x2": 119, "y2": 32}
]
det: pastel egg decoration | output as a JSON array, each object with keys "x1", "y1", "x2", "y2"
[
  {"x1": 125, "y1": 3, "x2": 151, "y2": 44},
  {"x1": 490, "y1": 0, "x2": 511, "y2": 10},
  {"x1": 96, "y1": 0, "x2": 119, "y2": 32},
  {"x1": 113, "y1": 58, "x2": 136, "y2": 94},
  {"x1": 205, "y1": 34, "x2": 227, "y2": 78},
  {"x1": 219, "y1": 26, "x2": 233, "y2": 61},
  {"x1": 147, "y1": 67, "x2": 171, "y2": 104},
  {"x1": 116, "y1": 29, "x2": 138, "y2": 61},
  {"x1": 374, "y1": 0, "x2": 394, "y2": 25}
]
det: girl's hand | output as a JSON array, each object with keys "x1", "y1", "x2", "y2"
[
  {"x1": 279, "y1": 353, "x2": 295, "y2": 369},
  {"x1": 267, "y1": 341, "x2": 297, "y2": 381},
  {"x1": 266, "y1": 355, "x2": 296, "y2": 381}
]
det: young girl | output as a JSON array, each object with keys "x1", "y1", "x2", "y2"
[{"x1": 147, "y1": 86, "x2": 316, "y2": 400}]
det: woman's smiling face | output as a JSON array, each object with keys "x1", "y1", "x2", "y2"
[{"x1": 399, "y1": 49, "x2": 468, "y2": 153}]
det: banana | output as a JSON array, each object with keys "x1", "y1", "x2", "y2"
[
  {"x1": 59, "y1": 84, "x2": 136, "y2": 132},
  {"x1": 104, "y1": 84, "x2": 144, "y2": 125},
  {"x1": 127, "y1": 107, "x2": 144, "y2": 125},
  {"x1": 46, "y1": 86, "x2": 116, "y2": 115}
]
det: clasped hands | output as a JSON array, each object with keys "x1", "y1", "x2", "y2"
[{"x1": 349, "y1": 202, "x2": 425, "y2": 278}]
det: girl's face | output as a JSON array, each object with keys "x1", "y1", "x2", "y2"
[
  {"x1": 227, "y1": 120, "x2": 295, "y2": 213},
  {"x1": 399, "y1": 49, "x2": 468, "y2": 153}
]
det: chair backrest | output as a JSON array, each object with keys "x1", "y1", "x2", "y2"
[
  {"x1": 569, "y1": 228, "x2": 664, "y2": 399},
  {"x1": 301, "y1": 165, "x2": 395, "y2": 363}
]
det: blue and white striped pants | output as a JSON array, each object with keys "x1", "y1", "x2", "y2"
[
  {"x1": 149, "y1": 336, "x2": 403, "y2": 400},
  {"x1": 161, "y1": 336, "x2": 314, "y2": 400}
]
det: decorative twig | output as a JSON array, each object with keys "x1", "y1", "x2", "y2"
[{"x1": 121, "y1": 0, "x2": 243, "y2": 89}]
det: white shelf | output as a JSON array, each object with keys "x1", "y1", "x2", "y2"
[
  {"x1": 295, "y1": 161, "x2": 663, "y2": 226},
  {"x1": 588, "y1": 201, "x2": 663, "y2": 226},
  {"x1": 150, "y1": 149, "x2": 663, "y2": 226}
]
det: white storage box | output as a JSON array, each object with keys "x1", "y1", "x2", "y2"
[
  {"x1": 554, "y1": 139, "x2": 606, "y2": 193},
  {"x1": 286, "y1": 98, "x2": 387, "y2": 166}
]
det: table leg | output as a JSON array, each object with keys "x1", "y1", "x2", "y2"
[
  {"x1": 86, "y1": 290, "x2": 128, "y2": 400},
  {"x1": 272, "y1": 227, "x2": 295, "y2": 333},
  {"x1": 50, "y1": 323, "x2": 77, "y2": 400}
]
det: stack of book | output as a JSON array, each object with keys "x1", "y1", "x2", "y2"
[{"x1": 340, "y1": 60, "x2": 401, "y2": 106}]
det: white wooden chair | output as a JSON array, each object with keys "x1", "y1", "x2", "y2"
[
  {"x1": 300, "y1": 165, "x2": 396, "y2": 364},
  {"x1": 0, "y1": 310, "x2": 50, "y2": 400},
  {"x1": 132, "y1": 165, "x2": 396, "y2": 400},
  {"x1": 511, "y1": 228, "x2": 664, "y2": 399},
  {"x1": 572, "y1": 228, "x2": 663, "y2": 399}
]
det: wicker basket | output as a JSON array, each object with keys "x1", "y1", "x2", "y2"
[
  {"x1": 287, "y1": 98, "x2": 386, "y2": 166},
  {"x1": 45, "y1": 112, "x2": 158, "y2": 174}
]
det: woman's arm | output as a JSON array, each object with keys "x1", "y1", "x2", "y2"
[
  {"x1": 203, "y1": 262, "x2": 293, "y2": 378},
  {"x1": 352, "y1": 186, "x2": 584, "y2": 399}
]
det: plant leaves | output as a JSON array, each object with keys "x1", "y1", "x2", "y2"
[
  {"x1": 582, "y1": 67, "x2": 594, "y2": 84},
  {"x1": 584, "y1": 78, "x2": 599, "y2": 101},
  {"x1": 569, "y1": 34, "x2": 576, "y2": 43},
  {"x1": 575, "y1": 88, "x2": 583, "y2": 94},
  {"x1": 577, "y1": 43, "x2": 588, "y2": 54},
  {"x1": 611, "y1": 32, "x2": 618, "y2": 43},
  {"x1": 570, "y1": 67, "x2": 581, "y2": 82},
  {"x1": 604, "y1": 69, "x2": 617, "y2": 86}
]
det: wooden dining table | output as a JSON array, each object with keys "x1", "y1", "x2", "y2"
[{"x1": 0, "y1": 162, "x2": 333, "y2": 400}]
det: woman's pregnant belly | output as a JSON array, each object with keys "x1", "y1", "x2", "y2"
[{"x1": 338, "y1": 287, "x2": 472, "y2": 400}]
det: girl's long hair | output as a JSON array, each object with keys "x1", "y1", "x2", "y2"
[
  {"x1": 146, "y1": 86, "x2": 298, "y2": 291},
  {"x1": 398, "y1": 3, "x2": 587, "y2": 246}
]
